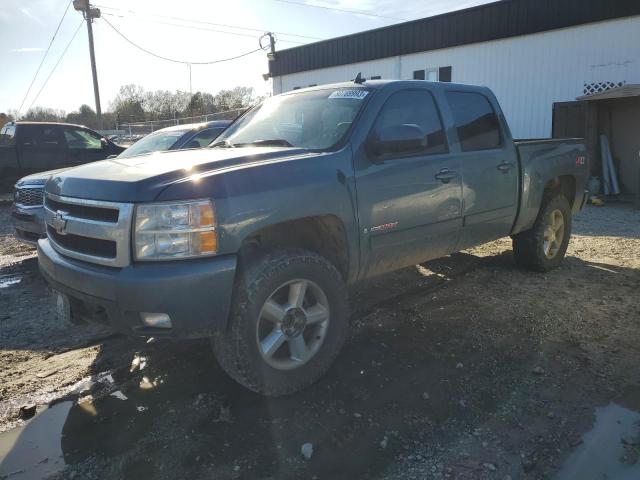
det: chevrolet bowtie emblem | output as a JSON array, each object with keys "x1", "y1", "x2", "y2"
[{"x1": 52, "y1": 210, "x2": 69, "y2": 235}]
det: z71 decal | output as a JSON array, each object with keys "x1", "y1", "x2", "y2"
[{"x1": 369, "y1": 222, "x2": 399, "y2": 233}]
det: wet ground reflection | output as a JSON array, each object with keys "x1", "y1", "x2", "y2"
[
  {"x1": 555, "y1": 386, "x2": 640, "y2": 480},
  {"x1": 0, "y1": 402, "x2": 71, "y2": 479},
  {"x1": 1, "y1": 342, "x2": 412, "y2": 479}
]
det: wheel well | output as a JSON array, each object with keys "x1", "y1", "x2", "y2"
[
  {"x1": 544, "y1": 175, "x2": 576, "y2": 208},
  {"x1": 240, "y1": 216, "x2": 350, "y2": 279}
]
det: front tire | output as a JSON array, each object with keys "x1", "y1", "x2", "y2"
[
  {"x1": 512, "y1": 194, "x2": 572, "y2": 272},
  {"x1": 212, "y1": 249, "x2": 349, "y2": 396}
]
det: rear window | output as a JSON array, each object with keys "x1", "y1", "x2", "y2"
[
  {"x1": 18, "y1": 125, "x2": 65, "y2": 148},
  {"x1": 0, "y1": 125, "x2": 16, "y2": 146},
  {"x1": 446, "y1": 91, "x2": 501, "y2": 151}
]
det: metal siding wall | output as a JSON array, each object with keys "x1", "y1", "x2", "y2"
[
  {"x1": 270, "y1": 0, "x2": 640, "y2": 76},
  {"x1": 275, "y1": 17, "x2": 640, "y2": 139}
]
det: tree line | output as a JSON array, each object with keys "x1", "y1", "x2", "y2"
[{"x1": 1, "y1": 85, "x2": 259, "y2": 131}]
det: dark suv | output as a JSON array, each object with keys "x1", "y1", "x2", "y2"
[{"x1": 0, "y1": 121, "x2": 124, "y2": 191}]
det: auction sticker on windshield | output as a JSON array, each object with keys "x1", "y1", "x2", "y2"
[{"x1": 329, "y1": 90, "x2": 369, "y2": 100}]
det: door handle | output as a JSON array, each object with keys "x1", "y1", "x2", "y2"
[
  {"x1": 497, "y1": 162, "x2": 514, "y2": 173},
  {"x1": 434, "y1": 168, "x2": 457, "y2": 183}
]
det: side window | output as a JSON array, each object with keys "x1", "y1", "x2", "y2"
[
  {"x1": 446, "y1": 91, "x2": 501, "y2": 151},
  {"x1": 42, "y1": 127, "x2": 64, "y2": 147},
  {"x1": 0, "y1": 125, "x2": 14, "y2": 146},
  {"x1": 372, "y1": 90, "x2": 448, "y2": 156},
  {"x1": 63, "y1": 128, "x2": 103, "y2": 150},
  {"x1": 20, "y1": 125, "x2": 64, "y2": 148},
  {"x1": 187, "y1": 128, "x2": 226, "y2": 148}
]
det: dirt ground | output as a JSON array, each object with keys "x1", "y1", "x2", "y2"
[{"x1": 1, "y1": 201, "x2": 639, "y2": 480}]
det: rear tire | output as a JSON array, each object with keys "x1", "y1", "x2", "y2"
[
  {"x1": 212, "y1": 249, "x2": 349, "y2": 396},
  {"x1": 512, "y1": 194, "x2": 572, "y2": 272}
]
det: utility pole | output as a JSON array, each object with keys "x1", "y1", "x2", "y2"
[
  {"x1": 73, "y1": 0, "x2": 102, "y2": 124},
  {"x1": 261, "y1": 32, "x2": 276, "y2": 84},
  {"x1": 262, "y1": 32, "x2": 276, "y2": 60}
]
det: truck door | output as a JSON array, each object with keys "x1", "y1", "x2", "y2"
[
  {"x1": 61, "y1": 126, "x2": 108, "y2": 166},
  {"x1": 355, "y1": 88, "x2": 463, "y2": 278},
  {"x1": 444, "y1": 91, "x2": 518, "y2": 250},
  {"x1": 0, "y1": 124, "x2": 19, "y2": 189},
  {"x1": 16, "y1": 124, "x2": 67, "y2": 175}
]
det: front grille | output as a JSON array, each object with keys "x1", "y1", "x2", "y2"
[
  {"x1": 44, "y1": 193, "x2": 134, "y2": 267},
  {"x1": 45, "y1": 197, "x2": 119, "y2": 223},
  {"x1": 47, "y1": 226, "x2": 117, "y2": 258},
  {"x1": 15, "y1": 186, "x2": 44, "y2": 206}
]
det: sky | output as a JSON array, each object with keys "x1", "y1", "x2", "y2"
[{"x1": 0, "y1": 0, "x2": 493, "y2": 116}]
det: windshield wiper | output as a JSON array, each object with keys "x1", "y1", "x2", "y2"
[
  {"x1": 232, "y1": 139, "x2": 293, "y2": 148},
  {"x1": 210, "y1": 140, "x2": 233, "y2": 148}
]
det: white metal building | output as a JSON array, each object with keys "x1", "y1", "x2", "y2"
[{"x1": 268, "y1": 0, "x2": 640, "y2": 139}]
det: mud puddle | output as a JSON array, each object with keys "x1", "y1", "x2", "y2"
[
  {"x1": 0, "y1": 320, "x2": 492, "y2": 480},
  {"x1": 0, "y1": 402, "x2": 72, "y2": 480},
  {"x1": 555, "y1": 386, "x2": 640, "y2": 480}
]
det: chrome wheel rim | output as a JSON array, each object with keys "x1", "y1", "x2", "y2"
[
  {"x1": 543, "y1": 209, "x2": 565, "y2": 259},
  {"x1": 256, "y1": 279, "x2": 330, "y2": 370}
]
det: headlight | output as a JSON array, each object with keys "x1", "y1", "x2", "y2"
[{"x1": 134, "y1": 200, "x2": 217, "y2": 260}]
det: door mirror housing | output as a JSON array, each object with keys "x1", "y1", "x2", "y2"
[{"x1": 367, "y1": 124, "x2": 427, "y2": 160}]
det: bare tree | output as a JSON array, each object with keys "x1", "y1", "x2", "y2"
[
  {"x1": 66, "y1": 104, "x2": 98, "y2": 128},
  {"x1": 0, "y1": 112, "x2": 14, "y2": 128},
  {"x1": 21, "y1": 107, "x2": 66, "y2": 122}
]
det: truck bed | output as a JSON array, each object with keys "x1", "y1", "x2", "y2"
[{"x1": 511, "y1": 138, "x2": 588, "y2": 236}]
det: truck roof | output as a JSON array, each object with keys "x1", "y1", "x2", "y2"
[
  {"x1": 154, "y1": 120, "x2": 232, "y2": 133},
  {"x1": 281, "y1": 79, "x2": 490, "y2": 95},
  {"x1": 8, "y1": 121, "x2": 90, "y2": 128}
]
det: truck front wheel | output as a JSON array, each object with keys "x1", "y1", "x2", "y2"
[
  {"x1": 512, "y1": 194, "x2": 572, "y2": 272},
  {"x1": 212, "y1": 249, "x2": 349, "y2": 396}
]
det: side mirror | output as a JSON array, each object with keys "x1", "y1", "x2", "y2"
[
  {"x1": 367, "y1": 124, "x2": 426, "y2": 160},
  {"x1": 101, "y1": 138, "x2": 109, "y2": 149}
]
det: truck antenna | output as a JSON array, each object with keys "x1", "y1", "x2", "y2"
[{"x1": 354, "y1": 73, "x2": 365, "y2": 84}]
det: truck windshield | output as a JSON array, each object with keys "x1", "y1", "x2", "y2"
[
  {"x1": 213, "y1": 88, "x2": 370, "y2": 151},
  {"x1": 118, "y1": 129, "x2": 189, "y2": 158}
]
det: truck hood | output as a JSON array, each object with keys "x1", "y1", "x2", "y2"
[
  {"x1": 44, "y1": 146, "x2": 316, "y2": 202},
  {"x1": 17, "y1": 167, "x2": 72, "y2": 187}
]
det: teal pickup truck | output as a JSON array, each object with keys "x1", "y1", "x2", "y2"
[{"x1": 38, "y1": 80, "x2": 588, "y2": 395}]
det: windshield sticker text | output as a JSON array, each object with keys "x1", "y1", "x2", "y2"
[{"x1": 329, "y1": 90, "x2": 369, "y2": 100}]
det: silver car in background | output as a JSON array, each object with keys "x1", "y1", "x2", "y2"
[{"x1": 12, "y1": 170, "x2": 62, "y2": 245}]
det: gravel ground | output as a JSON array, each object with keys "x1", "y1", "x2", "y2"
[{"x1": 0, "y1": 202, "x2": 639, "y2": 480}]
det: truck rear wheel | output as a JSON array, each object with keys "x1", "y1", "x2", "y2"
[
  {"x1": 512, "y1": 194, "x2": 572, "y2": 272},
  {"x1": 212, "y1": 249, "x2": 349, "y2": 396}
]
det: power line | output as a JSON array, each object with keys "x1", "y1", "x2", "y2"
[
  {"x1": 27, "y1": 19, "x2": 85, "y2": 113},
  {"x1": 275, "y1": 0, "x2": 406, "y2": 21},
  {"x1": 101, "y1": 12, "x2": 306, "y2": 45},
  {"x1": 17, "y1": 0, "x2": 73, "y2": 116},
  {"x1": 94, "y1": 4, "x2": 322, "y2": 40},
  {"x1": 102, "y1": 16, "x2": 265, "y2": 65}
]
